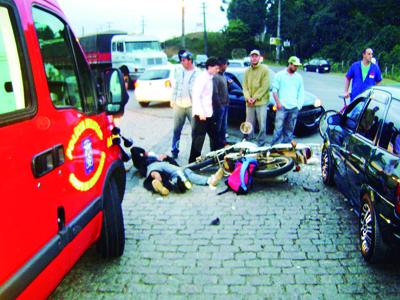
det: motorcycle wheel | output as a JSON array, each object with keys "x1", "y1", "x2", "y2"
[
  {"x1": 187, "y1": 157, "x2": 215, "y2": 171},
  {"x1": 254, "y1": 156, "x2": 294, "y2": 178}
]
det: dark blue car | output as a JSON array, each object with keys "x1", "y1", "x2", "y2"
[
  {"x1": 226, "y1": 67, "x2": 325, "y2": 136},
  {"x1": 321, "y1": 86, "x2": 400, "y2": 262}
]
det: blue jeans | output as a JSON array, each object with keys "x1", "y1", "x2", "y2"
[
  {"x1": 214, "y1": 105, "x2": 228, "y2": 148},
  {"x1": 245, "y1": 104, "x2": 268, "y2": 146},
  {"x1": 147, "y1": 161, "x2": 208, "y2": 185},
  {"x1": 171, "y1": 105, "x2": 192, "y2": 156},
  {"x1": 271, "y1": 107, "x2": 299, "y2": 145}
]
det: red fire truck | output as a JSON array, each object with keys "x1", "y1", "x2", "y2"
[{"x1": 0, "y1": 0, "x2": 127, "y2": 298}]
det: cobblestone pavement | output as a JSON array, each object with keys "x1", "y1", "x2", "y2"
[{"x1": 50, "y1": 103, "x2": 400, "y2": 299}]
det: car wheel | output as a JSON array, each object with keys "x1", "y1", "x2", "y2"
[
  {"x1": 138, "y1": 102, "x2": 149, "y2": 107},
  {"x1": 321, "y1": 146, "x2": 335, "y2": 186},
  {"x1": 359, "y1": 193, "x2": 388, "y2": 263},
  {"x1": 97, "y1": 177, "x2": 125, "y2": 258}
]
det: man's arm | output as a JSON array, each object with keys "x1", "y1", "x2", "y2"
[
  {"x1": 171, "y1": 69, "x2": 180, "y2": 107},
  {"x1": 375, "y1": 65, "x2": 383, "y2": 86},
  {"x1": 272, "y1": 73, "x2": 282, "y2": 109},
  {"x1": 344, "y1": 76, "x2": 351, "y2": 99},
  {"x1": 297, "y1": 77, "x2": 305, "y2": 109},
  {"x1": 242, "y1": 69, "x2": 251, "y2": 100}
]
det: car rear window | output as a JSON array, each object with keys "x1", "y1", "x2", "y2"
[{"x1": 139, "y1": 69, "x2": 170, "y2": 80}]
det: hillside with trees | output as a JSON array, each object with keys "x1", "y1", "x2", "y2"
[{"x1": 164, "y1": 0, "x2": 399, "y2": 79}]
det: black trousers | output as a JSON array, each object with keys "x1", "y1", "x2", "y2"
[{"x1": 189, "y1": 115, "x2": 218, "y2": 163}]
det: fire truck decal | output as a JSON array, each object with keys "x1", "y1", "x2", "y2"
[
  {"x1": 67, "y1": 119, "x2": 106, "y2": 191},
  {"x1": 69, "y1": 152, "x2": 106, "y2": 191}
]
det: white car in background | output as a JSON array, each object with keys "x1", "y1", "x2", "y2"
[
  {"x1": 134, "y1": 64, "x2": 177, "y2": 107},
  {"x1": 228, "y1": 59, "x2": 250, "y2": 68}
]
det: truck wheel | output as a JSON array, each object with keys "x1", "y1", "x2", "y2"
[{"x1": 97, "y1": 177, "x2": 125, "y2": 258}]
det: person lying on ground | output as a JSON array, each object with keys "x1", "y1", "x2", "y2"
[{"x1": 131, "y1": 147, "x2": 224, "y2": 196}]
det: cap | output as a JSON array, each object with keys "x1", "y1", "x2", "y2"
[
  {"x1": 180, "y1": 51, "x2": 193, "y2": 61},
  {"x1": 288, "y1": 56, "x2": 302, "y2": 66},
  {"x1": 249, "y1": 49, "x2": 260, "y2": 56}
]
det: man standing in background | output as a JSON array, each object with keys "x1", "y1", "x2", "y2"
[
  {"x1": 344, "y1": 48, "x2": 382, "y2": 102},
  {"x1": 242, "y1": 49, "x2": 270, "y2": 146},
  {"x1": 271, "y1": 56, "x2": 304, "y2": 145},
  {"x1": 189, "y1": 57, "x2": 220, "y2": 163},
  {"x1": 212, "y1": 57, "x2": 229, "y2": 148},
  {"x1": 170, "y1": 51, "x2": 199, "y2": 159}
]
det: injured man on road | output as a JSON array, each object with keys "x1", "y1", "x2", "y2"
[{"x1": 131, "y1": 147, "x2": 224, "y2": 196}]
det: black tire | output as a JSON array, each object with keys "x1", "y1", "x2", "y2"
[
  {"x1": 97, "y1": 177, "x2": 125, "y2": 258},
  {"x1": 187, "y1": 157, "x2": 215, "y2": 171},
  {"x1": 138, "y1": 102, "x2": 149, "y2": 107},
  {"x1": 359, "y1": 193, "x2": 388, "y2": 263},
  {"x1": 319, "y1": 109, "x2": 337, "y2": 138},
  {"x1": 321, "y1": 146, "x2": 335, "y2": 186},
  {"x1": 254, "y1": 156, "x2": 294, "y2": 178}
]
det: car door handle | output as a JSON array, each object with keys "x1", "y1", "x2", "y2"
[{"x1": 32, "y1": 144, "x2": 65, "y2": 178}]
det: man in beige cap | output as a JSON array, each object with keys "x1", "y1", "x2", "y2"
[
  {"x1": 242, "y1": 49, "x2": 270, "y2": 146},
  {"x1": 271, "y1": 56, "x2": 304, "y2": 145}
]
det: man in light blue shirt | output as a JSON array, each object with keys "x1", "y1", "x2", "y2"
[{"x1": 271, "y1": 56, "x2": 304, "y2": 145}]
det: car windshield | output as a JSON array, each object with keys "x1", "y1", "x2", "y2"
[
  {"x1": 139, "y1": 69, "x2": 170, "y2": 80},
  {"x1": 320, "y1": 59, "x2": 328, "y2": 64},
  {"x1": 125, "y1": 41, "x2": 161, "y2": 52}
]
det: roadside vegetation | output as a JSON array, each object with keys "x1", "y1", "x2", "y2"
[{"x1": 164, "y1": 0, "x2": 399, "y2": 81}]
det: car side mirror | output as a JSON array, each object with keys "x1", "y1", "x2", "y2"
[{"x1": 104, "y1": 69, "x2": 128, "y2": 115}]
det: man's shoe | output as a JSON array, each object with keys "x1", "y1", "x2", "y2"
[
  {"x1": 209, "y1": 168, "x2": 224, "y2": 187},
  {"x1": 152, "y1": 179, "x2": 169, "y2": 196}
]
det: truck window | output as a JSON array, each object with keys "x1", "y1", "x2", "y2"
[
  {"x1": 0, "y1": 7, "x2": 26, "y2": 115},
  {"x1": 125, "y1": 41, "x2": 161, "y2": 52},
  {"x1": 33, "y1": 7, "x2": 84, "y2": 110}
]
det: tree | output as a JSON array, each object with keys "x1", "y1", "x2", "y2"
[
  {"x1": 227, "y1": 0, "x2": 268, "y2": 36},
  {"x1": 223, "y1": 19, "x2": 254, "y2": 55}
]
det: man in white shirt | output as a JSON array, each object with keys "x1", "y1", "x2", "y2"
[
  {"x1": 170, "y1": 51, "x2": 199, "y2": 159},
  {"x1": 188, "y1": 57, "x2": 220, "y2": 163}
]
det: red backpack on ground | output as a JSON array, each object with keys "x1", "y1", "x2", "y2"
[{"x1": 219, "y1": 157, "x2": 258, "y2": 195}]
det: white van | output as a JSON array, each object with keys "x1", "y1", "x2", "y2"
[{"x1": 111, "y1": 34, "x2": 168, "y2": 85}]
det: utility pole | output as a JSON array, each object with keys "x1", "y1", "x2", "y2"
[
  {"x1": 181, "y1": 0, "x2": 186, "y2": 48},
  {"x1": 202, "y1": 2, "x2": 208, "y2": 56},
  {"x1": 276, "y1": 0, "x2": 281, "y2": 62}
]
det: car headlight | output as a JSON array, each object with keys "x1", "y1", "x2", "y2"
[{"x1": 314, "y1": 98, "x2": 322, "y2": 107}]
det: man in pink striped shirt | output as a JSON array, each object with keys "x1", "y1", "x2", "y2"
[{"x1": 189, "y1": 57, "x2": 220, "y2": 163}]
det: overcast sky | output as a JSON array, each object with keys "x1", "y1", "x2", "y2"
[{"x1": 57, "y1": 0, "x2": 228, "y2": 40}]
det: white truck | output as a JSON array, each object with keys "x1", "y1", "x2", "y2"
[{"x1": 111, "y1": 34, "x2": 168, "y2": 88}]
